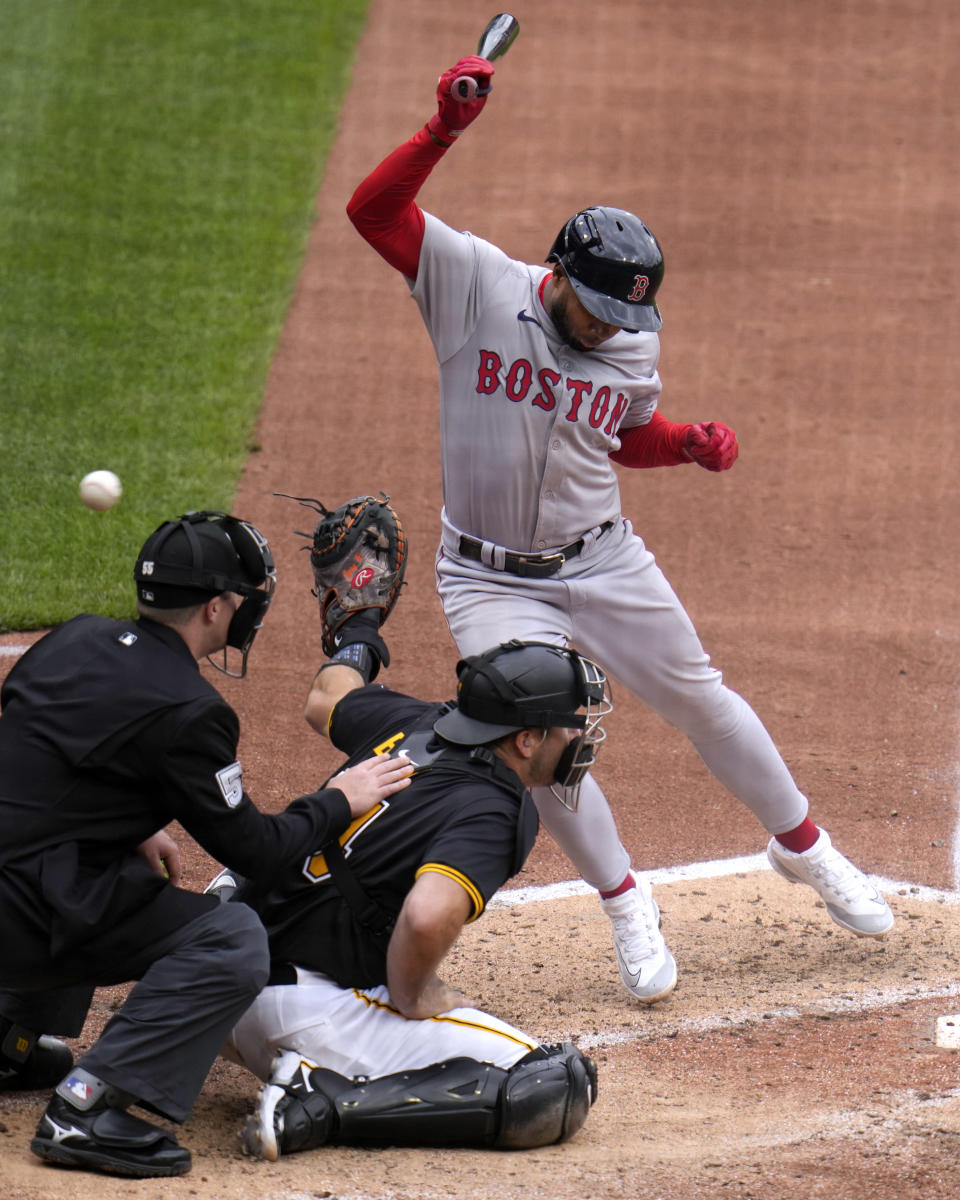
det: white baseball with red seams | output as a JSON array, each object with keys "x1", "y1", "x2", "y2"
[{"x1": 78, "y1": 469, "x2": 122, "y2": 511}]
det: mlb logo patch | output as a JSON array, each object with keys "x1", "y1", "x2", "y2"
[{"x1": 64, "y1": 1074, "x2": 92, "y2": 1103}]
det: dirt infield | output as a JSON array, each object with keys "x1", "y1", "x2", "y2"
[{"x1": 3, "y1": 0, "x2": 960, "y2": 1196}]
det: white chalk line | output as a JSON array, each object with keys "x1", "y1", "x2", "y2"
[
  {"x1": 490, "y1": 855, "x2": 960, "y2": 910},
  {"x1": 574, "y1": 980, "x2": 960, "y2": 1050},
  {"x1": 951, "y1": 768, "x2": 960, "y2": 893},
  {"x1": 491, "y1": 857, "x2": 960, "y2": 1048}
]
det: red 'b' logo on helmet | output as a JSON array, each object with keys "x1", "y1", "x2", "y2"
[
  {"x1": 627, "y1": 274, "x2": 649, "y2": 302},
  {"x1": 351, "y1": 566, "x2": 374, "y2": 589}
]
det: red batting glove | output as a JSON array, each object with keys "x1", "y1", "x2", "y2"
[
  {"x1": 427, "y1": 56, "x2": 494, "y2": 145},
  {"x1": 682, "y1": 422, "x2": 739, "y2": 471}
]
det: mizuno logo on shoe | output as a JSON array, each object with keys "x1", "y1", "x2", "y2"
[{"x1": 45, "y1": 1117, "x2": 88, "y2": 1144}]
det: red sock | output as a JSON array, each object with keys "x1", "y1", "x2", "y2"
[
  {"x1": 774, "y1": 818, "x2": 820, "y2": 854},
  {"x1": 599, "y1": 874, "x2": 636, "y2": 899}
]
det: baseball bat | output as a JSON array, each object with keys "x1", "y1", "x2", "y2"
[{"x1": 452, "y1": 13, "x2": 520, "y2": 103}]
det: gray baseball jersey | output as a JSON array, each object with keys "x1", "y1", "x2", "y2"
[{"x1": 412, "y1": 212, "x2": 662, "y2": 551}]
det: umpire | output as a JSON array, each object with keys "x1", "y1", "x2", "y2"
[{"x1": 0, "y1": 510, "x2": 412, "y2": 1178}]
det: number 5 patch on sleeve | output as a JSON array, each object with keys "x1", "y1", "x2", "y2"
[{"x1": 215, "y1": 761, "x2": 244, "y2": 808}]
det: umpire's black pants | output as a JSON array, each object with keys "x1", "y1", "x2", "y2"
[{"x1": 0, "y1": 903, "x2": 269, "y2": 1122}]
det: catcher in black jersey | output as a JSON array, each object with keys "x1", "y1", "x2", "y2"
[
  {"x1": 217, "y1": 513, "x2": 614, "y2": 1157},
  {"x1": 250, "y1": 683, "x2": 540, "y2": 993}
]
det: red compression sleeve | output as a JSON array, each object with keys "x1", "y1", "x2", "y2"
[
  {"x1": 609, "y1": 411, "x2": 695, "y2": 468},
  {"x1": 346, "y1": 126, "x2": 450, "y2": 278}
]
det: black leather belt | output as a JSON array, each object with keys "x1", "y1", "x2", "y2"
[{"x1": 458, "y1": 521, "x2": 613, "y2": 579}]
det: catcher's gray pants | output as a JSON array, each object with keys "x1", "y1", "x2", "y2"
[{"x1": 0, "y1": 903, "x2": 269, "y2": 1122}]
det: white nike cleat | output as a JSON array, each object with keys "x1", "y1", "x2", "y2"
[
  {"x1": 241, "y1": 1083, "x2": 286, "y2": 1162},
  {"x1": 240, "y1": 1048, "x2": 315, "y2": 1162},
  {"x1": 766, "y1": 828, "x2": 894, "y2": 937},
  {"x1": 600, "y1": 875, "x2": 677, "y2": 1003}
]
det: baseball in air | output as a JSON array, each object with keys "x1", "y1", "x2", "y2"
[{"x1": 79, "y1": 469, "x2": 123, "y2": 511}]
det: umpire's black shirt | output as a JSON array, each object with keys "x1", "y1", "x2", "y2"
[{"x1": 0, "y1": 614, "x2": 351, "y2": 978}]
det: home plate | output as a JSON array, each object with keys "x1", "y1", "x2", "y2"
[{"x1": 935, "y1": 1014, "x2": 960, "y2": 1048}]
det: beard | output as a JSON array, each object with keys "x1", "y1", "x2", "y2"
[{"x1": 548, "y1": 293, "x2": 594, "y2": 353}]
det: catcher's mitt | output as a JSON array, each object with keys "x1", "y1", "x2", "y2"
[{"x1": 285, "y1": 493, "x2": 407, "y2": 657}]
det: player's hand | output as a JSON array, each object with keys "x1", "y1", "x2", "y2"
[
  {"x1": 332, "y1": 753, "x2": 414, "y2": 817},
  {"x1": 136, "y1": 829, "x2": 182, "y2": 885},
  {"x1": 394, "y1": 974, "x2": 476, "y2": 1019},
  {"x1": 428, "y1": 56, "x2": 494, "y2": 143},
  {"x1": 683, "y1": 421, "x2": 739, "y2": 471}
]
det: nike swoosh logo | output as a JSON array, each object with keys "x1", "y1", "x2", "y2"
[
  {"x1": 517, "y1": 309, "x2": 543, "y2": 328},
  {"x1": 615, "y1": 949, "x2": 643, "y2": 987}
]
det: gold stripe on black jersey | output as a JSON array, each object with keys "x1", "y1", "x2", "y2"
[
  {"x1": 302, "y1": 800, "x2": 390, "y2": 883},
  {"x1": 415, "y1": 863, "x2": 484, "y2": 920}
]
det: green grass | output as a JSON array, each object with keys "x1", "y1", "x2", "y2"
[{"x1": 0, "y1": 0, "x2": 369, "y2": 629}]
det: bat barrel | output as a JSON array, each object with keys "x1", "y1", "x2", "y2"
[
  {"x1": 451, "y1": 14, "x2": 519, "y2": 106},
  {"x1": 477, "y1": 13, "x2": 519, "y2": 61}
]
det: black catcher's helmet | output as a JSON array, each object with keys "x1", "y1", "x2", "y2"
[
  {"x1": 134, "y1": 510, "x2": 276, "y2": 677},
  {"x1": 547, "y1": 206, "x2": 664, "y2": 332},
  {"x1": 434, "y1": 640, "x2": 600, "y2": 743},
  {"x1": 434, "y1": 640, "x2": 613, "y2": 809}
]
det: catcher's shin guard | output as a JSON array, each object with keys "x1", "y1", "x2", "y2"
[
  {"x1": 257, "y1": 1044, "x2": 596, "y2": 1156},
  {"x1": 270, "y1": 1060, "x2": 505, "y2": 1152}
]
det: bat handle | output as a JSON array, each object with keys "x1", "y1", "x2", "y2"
[{"x1": 452, "y1": 74, "x2": 479, "y2": 104}]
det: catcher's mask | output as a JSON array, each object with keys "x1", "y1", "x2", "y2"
[
  {"x1": 134, "y1": 510, "x2": 276, "y2": 678},
  {"x1": 433, "y1": 640, "x2": 612, "y2": 811},
  {"x1": 547, "y1": 206, "x2": 664, "y2": 333}
]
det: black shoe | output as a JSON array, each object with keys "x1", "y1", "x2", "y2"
[
  {"x1": 30, "y1": 1094, "x2": 191, "y2": 1178},
  {"x1": 0, "y1": 1035, "x2": 73, "y2": 1091}
]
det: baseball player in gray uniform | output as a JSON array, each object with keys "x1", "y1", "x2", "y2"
[{"x1": 346, "y1": 53, "x2": 894, "y2": 1003}]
